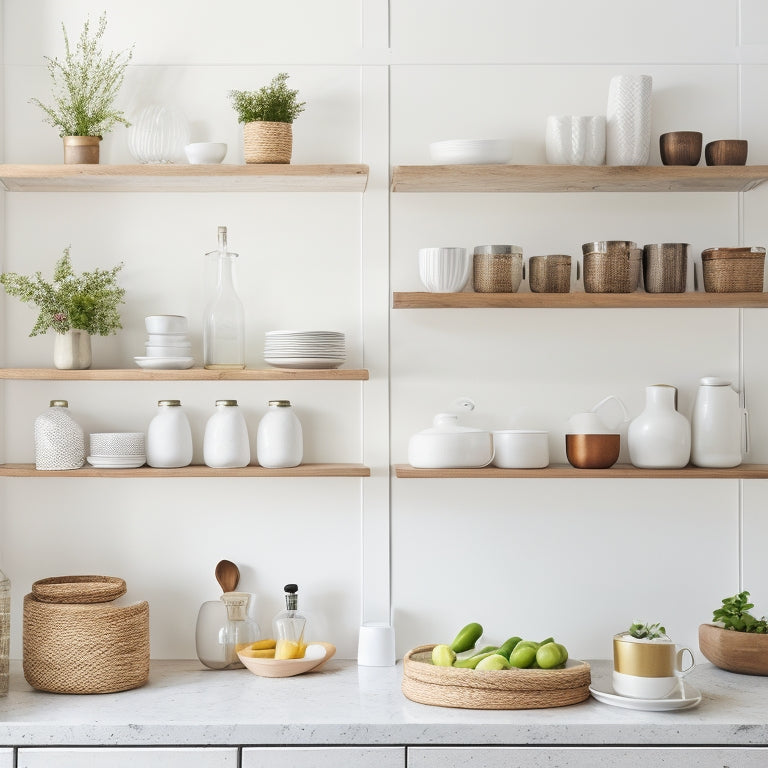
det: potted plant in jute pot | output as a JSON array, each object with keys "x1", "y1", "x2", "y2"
[
  {"x1": 699, "y1": 591, "x2": 768, "y2": 675},
  {"x1": 228, "y1": 73, "x2": 306, "y2": 164},
  {"x1": 29, "y1": 13, "x2": 133, "y2": 164},
  {"x1": 0, "y1": 248, "x2": 125, "y2": 369}
]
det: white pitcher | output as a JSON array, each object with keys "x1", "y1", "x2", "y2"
[
  {"x1": 691, "y1": 377, "x2": 745, "y2": 468},
  {"x1": 628, "y1": 385, "x2": 691, "y2": 469}
]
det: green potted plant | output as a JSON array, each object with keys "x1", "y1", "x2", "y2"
[
  {"x1": 699, "y1": 591, "x2": 768, "y2": 675},
  {"x1": 0, "y1": 247, "x2": 125, "y2": 369},
  {"x1": 29, "y1": 13, "x2": 133, "y2": 164},
  {"x1": 228, "y1": 73, "x2": 306, "y2": 164}
]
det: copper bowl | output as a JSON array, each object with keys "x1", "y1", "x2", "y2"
[
  {"x1": 660, "y1": 131, "x2": 702, "y2": 166},
  {"x1": 705, "y1": 139, "x2": 748, "y2": 166},
  {"x1": 699, "y1": 623, "x2": 768, "y2": 676},
  {"x1": 565, "y1": 434, "x2": 620, "y2": 469}
]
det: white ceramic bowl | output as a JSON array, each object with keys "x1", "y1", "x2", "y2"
[
  {"x1": 145, "y1": 315, "x2": 188, "y2": 334},
  {"x1": 408, "y1": 414, "x2": 493, "y2": 468},
  {"x1": 418, "y1": 247, "x2": 471, "y2": 292},
  {"x1": 184, "y1": 142, "x2": 227, "y2": 164},
  {"x1": 146, "y1": 332, "x2": 189, "y2": 346},
  {"x1": 429, "y1": 139, "x2": 512, "y2": 165},
  {"x1": 145, "y1": 344, "x2": 192, "y2": 357},
  {"x1": 89, "y1": 432, "x2": 145, "y2": 457},
  {"x1": 492, "y1": 430, "x2": 549, "y2": 468}
]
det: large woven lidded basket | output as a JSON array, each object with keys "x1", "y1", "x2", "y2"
[
  {"x1": 402, "y1": 645, "x2": 591, "y2": 710},
  {"x1": 23, "y1": 575, "x2": 149, "y2": 694},
  {"x1": 243, "y1": 121, "x2": 293, "y2": 164},
  {"x1": 701, "y1": 247, "x2": 765, "y2": 292},
  {"x1": 582, "y1": 241, "x2": 641, "y2": 293}
]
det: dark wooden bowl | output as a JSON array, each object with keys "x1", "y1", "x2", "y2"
[
  {"x1": 699, "y1": 623, "x2": 768, "y2": 675},
  {"x1": 705, "y1": 140, "x2": 748, "y2": 166},
  {"x1": 660, "y1": 131, "x2": 702, "y2": 166}
]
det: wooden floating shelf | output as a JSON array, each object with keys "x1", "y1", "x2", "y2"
[
  {"x1": 394, "y1": 463, "x2": 768, "y2": 479},
  {"x1": 0, "y1": 164, "x2": 369, "y2": 193},
  {"x1": 390, "y1": 164, "x2": 768, "y2": 194},
  {"x1": 0, "y1": 367, "x2": 369, "y2": 381},
  {"x1": 392, "y1": 292, "x2": 768, "y2": 309},
  {"x1": 0, "y1": 463, "x2": 370, "y2": 478}
]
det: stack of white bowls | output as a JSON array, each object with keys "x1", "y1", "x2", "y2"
[
  {"x1": 264, "y1": 330, "x2": 346, "y2": 369},
  {"x1": 88, "y1": 432, "x2": 146, "y2": 469},
  {"x1": 429, "y1": 139, "x2": 512, "y2": 165},
  {"x1": 134, "y1": 315, "x2": 194, "y2": 370}
]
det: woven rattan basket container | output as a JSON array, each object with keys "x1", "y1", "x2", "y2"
[
  {"x1": 701, "y1": 247, "x2": 765, "y2": 292},
  {"x1": 643, "y1": 243, "x2": 688, "y2": 293},
  {"x1": 581, "y1": 242, "x2": 641, "y2": 293},
  {"x1": 472, "y1": 246, "x2": 523, "y2": 293},
  {"x1": 23, "y1": 575, "x2": 149, "y2": 694},
  {"x1": 243, "y1": 121, "x2": 292, "y2": 164},
  {"x1": 529, "y1": 254, "x2": 571, "y2": 293},
  {"x1": 401, "y1": 645, "x2": 591, "y2": 710}
]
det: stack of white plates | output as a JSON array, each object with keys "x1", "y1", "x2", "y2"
[
  {"x1": 264, "y1": 330, "x2": 346, "y2": 369},
  {"x1": 429, "y1": 139, "x2": 512, "y2": 165}
]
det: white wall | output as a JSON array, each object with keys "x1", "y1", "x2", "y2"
[{"x1": 1, "y1": 0, "x2": 767, "y2": 663}]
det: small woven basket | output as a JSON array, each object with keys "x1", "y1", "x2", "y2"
[
  {"x1": 701, "y1": 247, "x2": 765, "y2": 292},
  {"x1": 643, "y1": 243, "x2": 688, "y2": 293},
  {"x1": 529, "y1": 255, "x2": 571, "y2": 293},
  {"x1": 23, "y1": 575, "x2": 149, "y2": 694},
  {"x1": 243, "y1": 121, "x2": 293, "y2": 164},
  {"x1": 472, "y1": 247, "x2": 523, "y2": 293},
  {"x1": 581, "y1": 242, "x2": 641, "y2": 293},
  {"x1": 401, "y1": 645, "x2": 591, "y2": 710}
]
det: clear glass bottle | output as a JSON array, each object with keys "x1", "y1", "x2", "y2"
[
  {"x1": 272, "y1": 583, "x2": 308, "y2": 659},
  {"x1": 203, "y1": 226, "x2": 245, "y2": 370},
  {"x1": 256, "y1": 400, "x2": 303, "y2": 468},
  {"x1": 195, "y1": 591, "x2": 260, "y2": 670},
  {"x1": 146, "y1": 399, "x2": 193, "y2": 468},
  {"x1": 0, "y1": 568, "x2": 9, "y2": 696},
  {"x1": 34, "y1": 400, "x2": 86, "y2": 470},
  {"x1": 203, "y1": 400, "x2": 250, "y2": 468}
]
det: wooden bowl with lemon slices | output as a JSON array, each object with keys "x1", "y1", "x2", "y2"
[
  {"x1": 401, "y1": 644, "x2": 590, "y2": 709},
  {"x1": 238, "y1": 641, "x2": 336, "y2": 678}
]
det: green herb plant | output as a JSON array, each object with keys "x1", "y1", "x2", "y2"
[
  {"x1": 228, "y1": 73, "x2": 306, "y2": 124},
  {"x1": 0, "y1": 248, "x2": 125, "y2": 336},
  {"x1": 29, "y1": 12, "x2": 133, "y2": 137},
  {"x1": 627, "y1": 621, "x2": 667, "y2": 640},
  {"x1": 712, "y1": 591, "x2": 768, "y2": 633}
]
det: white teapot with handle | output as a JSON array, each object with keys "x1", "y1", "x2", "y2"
[
  {"x1": 567, "y1": 395, "x2": 630, "y2": 435},
  {"x1": 691, "y1": 377, "x2": 746, "y2": 468}
]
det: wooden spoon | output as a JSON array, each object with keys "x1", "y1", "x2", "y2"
[{"x1": 215, "y1": 559, "x2": 240, "y2": 593}]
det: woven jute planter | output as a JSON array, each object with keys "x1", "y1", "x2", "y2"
[
  {"x1": 581, "y1": 242, "x2": 642, "y2": 293},
  {"x1": 701, "y1": 247, "x2": 765, "y2": 293},
  {"x1": 401, "y1": 645, "x2": 591, "y2": 710},
  {"x1": 472, "y1": 246, "x2": 523, "y2": 293},
  {"x1": 23, "y1": 575, "x2": 149, "y2": 694},
  {"x1": 643, "y1": 243, "x2": 688, "y2": 293},
  {"x1": 243, "y1": 121, "x2": 293, "y2": 163},
  {"x1": 529, "y1": 254, "x2": 572, "y2": 293},
  {"x1": 63, "y1": 135, "x2": 101, "y2": 164}
]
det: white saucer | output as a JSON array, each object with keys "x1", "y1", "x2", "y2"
[
  {"x1": 87, "y1": 456, "x2": 146, "y2": 469},
  {"x1": 134, "y1": 356, "x2": 194, "y2": 370},
  {"x1": 264, "y1": 358, "x2": 344, "y2": 369},
  {"x1": 589, "y1": 680, "x2": 702, "y2": 711}
]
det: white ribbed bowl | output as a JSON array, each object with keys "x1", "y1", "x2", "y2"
[{"x1": 418, "y1": 247, "x2": 471, "y2": 292}]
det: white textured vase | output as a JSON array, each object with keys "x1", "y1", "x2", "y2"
[
  {"x1": 545, "y1": 116, "x2": 606, "y2": 165},
  {"x1": 606, "y1": 75, "x2": 653, "y2": 166},
  {"x1": 628, "y1": 385, "x2": 691, "y2": 468},
  {"x1": 53, "y1": 330, "x2": 92, "y2": 370},
  {"x1": 34, "y1": 400, "x2": 86, "y2": 470}
]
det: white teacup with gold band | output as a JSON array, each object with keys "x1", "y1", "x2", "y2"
[{"x1": 613, "y1": 629, "x2": 695, "y2": 699}]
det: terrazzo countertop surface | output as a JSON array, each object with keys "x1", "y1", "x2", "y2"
[{"x1": 0, "y1": 659, "x2": 765, "y2": 746}]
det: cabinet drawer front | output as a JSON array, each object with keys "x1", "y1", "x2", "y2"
[
  {"x1": 242, "y1": 746, "x2": 405, "y2": 767},
  {"x1": 409, "y1": 747, "x2": 768, "y2": 768},
  {"x1": 0, "y1": 749, "x2": 11, "y2": 768},
  {"x1": 18, "y1": 747, "x2": 238, "y2": 768}
]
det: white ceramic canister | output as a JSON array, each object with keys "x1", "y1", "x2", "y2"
[
  {"x1": 606, "y1": 74, "x2": 653, "y2": 166},
  {"x1": 492, "y1": 430, "x2": 549, "y2": 468},
  {"x1": 146, "y1": 399, "x2": 193, "y2": 468},
  {"x1": 256, "y1": 400, "x2": 303, "y2": 469},
  {"x1": 545, "y1": 115, "x2": 606, "y2": 165},
  {"x1": 408, "y1": 413, "x2": 493, "y2": 468},
  {"x1": 34, "y1": 400, "x2": 86, "y2": 470},
  {"x1": 203, "y1": 400, "x2": 250, "y2": 468},
  {"x1": 691, "y1": 377, "x2": 743, "y2": 468},
  {"x1": 628, "y1": 385, "x2": 691, "y2": 469}
]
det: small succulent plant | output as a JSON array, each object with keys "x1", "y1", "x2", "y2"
[{"x1": 627, "y1": 621, "x2": 667, "y2": 640}]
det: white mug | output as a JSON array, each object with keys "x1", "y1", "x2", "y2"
[{"x1": 613, "y1": 634, "x2": 695, "y2": 699}]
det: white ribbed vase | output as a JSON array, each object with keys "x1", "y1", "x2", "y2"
[{"x1": 606, "y1": 75, "x2": 653, "y2": 166}]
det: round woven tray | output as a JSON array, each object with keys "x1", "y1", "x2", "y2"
[
  {"x1": 31, "y1": 575, "x2": 126, "y2": 604},
  {"x1": 402, "y1": 644, "x2": 591, "y2": 710}
]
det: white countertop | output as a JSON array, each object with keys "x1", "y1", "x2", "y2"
[{"x1": 0, "y1": 659, "x2": 766, "y2": 746}]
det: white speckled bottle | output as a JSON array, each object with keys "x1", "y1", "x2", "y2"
[{"x1": 33, "y1": 400, "x2": 86, "y2": 470}]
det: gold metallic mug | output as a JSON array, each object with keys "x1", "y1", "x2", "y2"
[{"x1": 613, "y1": 633, "x2": 695, "y2": 699}]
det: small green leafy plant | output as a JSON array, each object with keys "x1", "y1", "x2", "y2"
[
  {"x1": 30, "y1": 12, "x2": 133, "y2": 137},
  {"x1": 228, "y1": 73, "x2": 306, "y2": 124},
  {"x1": 0, "y1": 248, "x2": 125, "y2": 336},
  {"x1": 712, "y1": 591, "x2": 768, "y2": 633},
  {"x1": 627, "y1": 621, "x2": 667, "y2": 640}
]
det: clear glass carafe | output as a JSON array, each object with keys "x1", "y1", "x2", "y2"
[
  {"x1": 203, "y1": 226, "x2": 245, "y2": 370},
  {"x1": 272, "y1": 584, "x2": 308, "y2": 659},
  {"x1": 195, "y1": 591, "x2": 260, "y2": 670}
]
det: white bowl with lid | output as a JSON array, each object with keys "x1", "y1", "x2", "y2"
[{"x1": 408, "y1": 413, "x2": 493, "y2": 468}]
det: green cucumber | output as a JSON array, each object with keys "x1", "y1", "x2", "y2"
[
  {"x1": 449, "y1": 622, "x2": 483, "y2": 653},
  {"x1": 497, "y1": 636, "x2": 522, "y2": 660},
  {"x1": 453, "y1": 650, "x2": 497, "y2": 669}
]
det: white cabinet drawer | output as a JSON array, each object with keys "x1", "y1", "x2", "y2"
[
  {"x1": 18, "y1": 747, "x2": 238, "y2": 768},
  {"x1": 0, "y1": 749, "x2": 11, "y2": 768},
  {"x1": 243, "y1": 746, "x2": 405, "y2": 767},
  {"x1": 408, "y1": 747, "x2": 768, "y2": 768}
]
